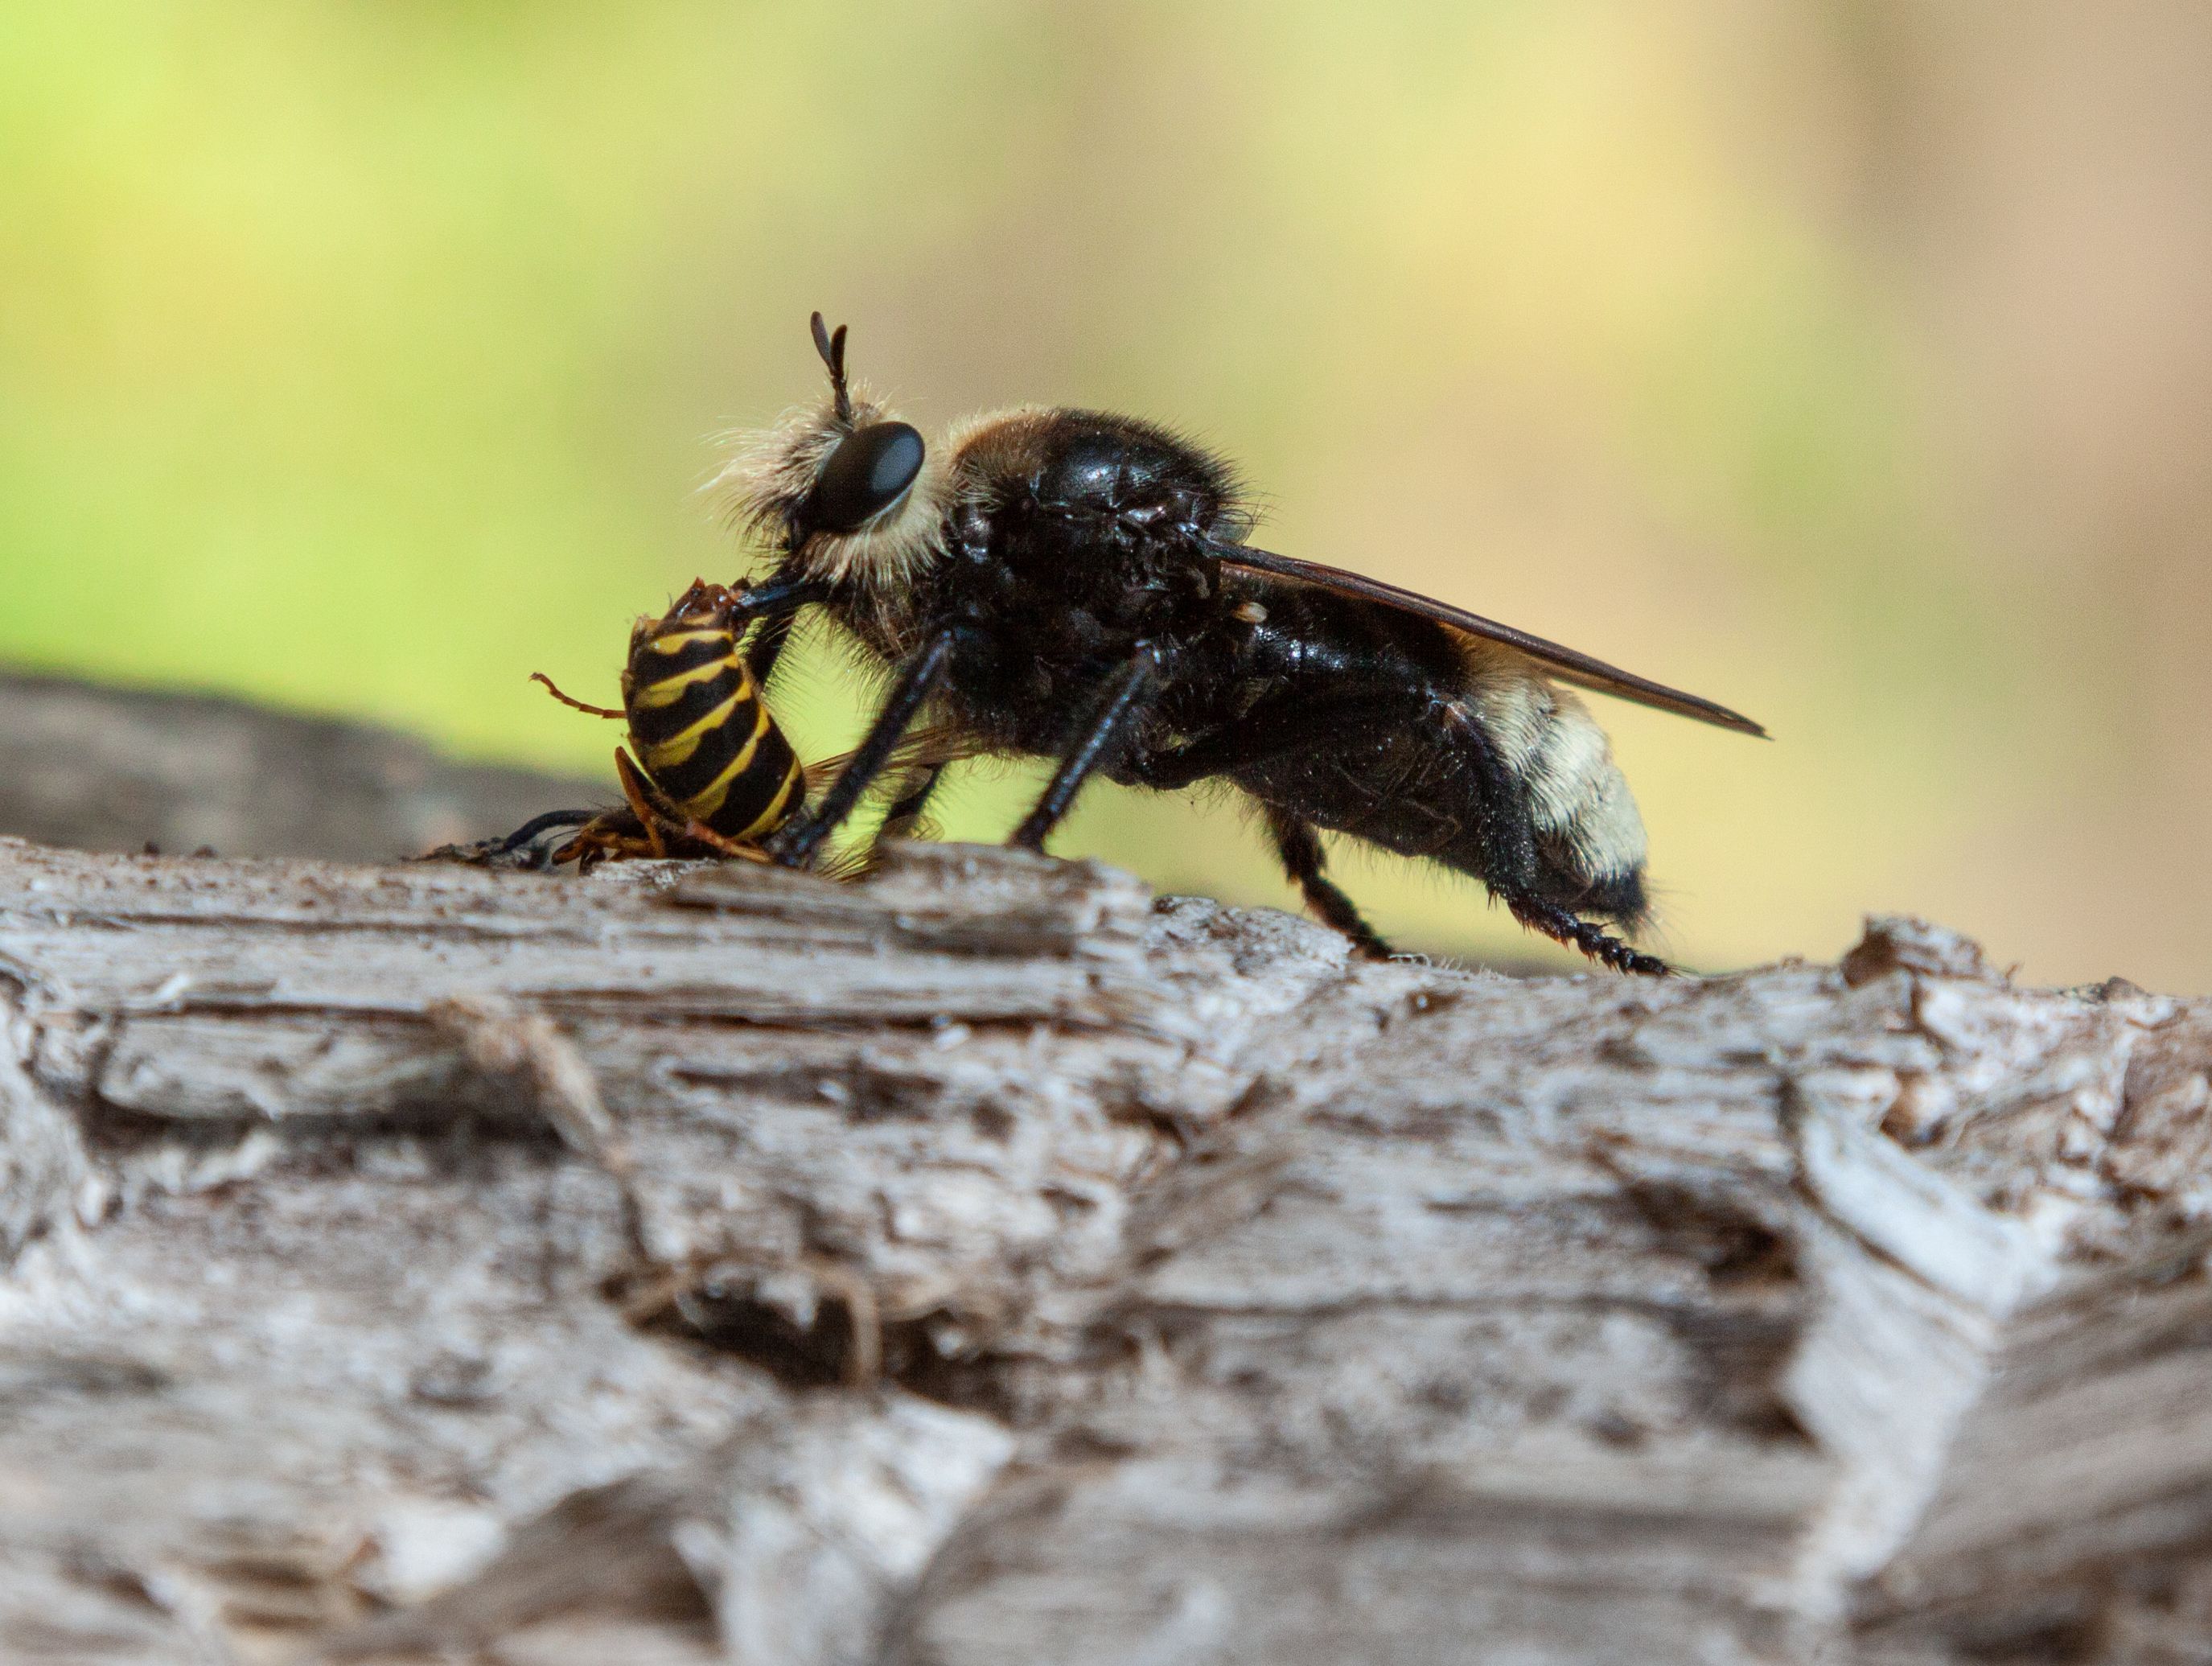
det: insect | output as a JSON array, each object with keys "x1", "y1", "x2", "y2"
[
  {"x1": 452, "y1": 580, "x2": 811, "y2": 871},
  {"x1": 713, "y1": 315, "x2": 1765, "y2": 973}
]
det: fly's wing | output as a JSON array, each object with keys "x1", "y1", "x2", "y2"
[
  {"x1": 1212, "y1": 543, "x2": 1766, "y2": 738},
  {"x1": 802, "y1": 723, "x2": 987, "y2": 801}
]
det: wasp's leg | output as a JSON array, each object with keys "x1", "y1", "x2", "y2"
[
  {"x1": 551, "y1": 820, "x2": 622, "y2": 873},
  {"x1": 606, "y1": 747, "x2": 769, "y2": 865},
  {"x1": 767, "y1": 630, "x2": 957, "y2": 868},
  {"x1": 1009, "y1": 648, "x2": 1162, "y2": 852},
  {"x1": 529, "y1": 673, "x2": 625, "y2": 720},
  {"x1": 611, "y1": 748, "x2": 673, "y2": 859},
  {"x1": 669, "y1": 821, "x2": 776, "y2": 865},
  {"x1": 1261, "y1": 807, "x2": 1395, "y2": 960}
]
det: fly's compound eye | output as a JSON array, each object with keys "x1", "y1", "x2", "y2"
[{"x1": 806, "y1": 422, "x2": 925, "y2": 534}]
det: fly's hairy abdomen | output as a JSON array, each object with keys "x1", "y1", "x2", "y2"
[{"x1": 1230, "y1": 664, "x2": 1651, "y2": 928}]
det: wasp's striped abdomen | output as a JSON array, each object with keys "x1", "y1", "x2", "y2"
[{"x1": 622, "y1": 603, "x2": 804, "y2": 843}]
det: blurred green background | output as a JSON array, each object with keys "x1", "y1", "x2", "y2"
[{"x1": 6, "y1": 2, "x2": 2209, "y2": 989}]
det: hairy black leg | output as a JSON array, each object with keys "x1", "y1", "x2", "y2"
[
  {"x1": 1429, "y1": 703, "x2": 1668, "y2": 976},
  {"x1": 767, "y1": 631, "x2": 956, "y2": 868},
  {"x1": 744, "y1": 608, "x2": 800, "y2": 689},
  {"x1": 1435, "y1": 701, "x2": 1539, "y2": 895},
  {"x1": 1009, "y1": 648, "x2": 1161, "y2": 851},
  {"x1": 730, "y1": 565, "x2": 828, "y2": 623},
  {"x1": 878, "y1": 763, "x2": 944, "y2": 843},
  {"x1": 730, "y1": 565, "x2": 826, "y2": 690},
  {"x1": 1503, "y1": 895, "x2": 1671, "y2": 977},
  {"x1": 1128, "y1": 688, "x2": 1664, "y2": 975},
  {"x1": 1263, "y1": 807, "x2": 1395, "y2": 959}
]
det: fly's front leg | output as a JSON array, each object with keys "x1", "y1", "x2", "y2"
[
  {"x1": 1008, "y1": 647, "x2": 1162, "y2": 852},
  {"x1": 730, "y1": 565, "x2": 828, "y2": 690},
  {"x1": 766, "y1": 631, "x2": 957, "y2": 869},
  {"x1": 743, "y1": 607, "x2": 801, "y2": 689}
]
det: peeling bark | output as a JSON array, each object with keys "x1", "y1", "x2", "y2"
[{"x1": 0, "y1": 832, "x2": 2206, "y2": 1664}]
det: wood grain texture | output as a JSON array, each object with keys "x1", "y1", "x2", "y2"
[{"x1": 0, "y1": 833, "x2": 2206, "y2": 1664}]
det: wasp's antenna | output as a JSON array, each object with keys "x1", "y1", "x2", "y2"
[
  {"x1": 810, "y1": 310, "x2": 853, "y2": 426},
  {"x1": 530, "y1": 671, "x2": 624, "y2": 719}
]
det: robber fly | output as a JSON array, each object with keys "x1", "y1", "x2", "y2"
[{"x1": 712, "y1": 316, "x2": 1764, "y2": 972}]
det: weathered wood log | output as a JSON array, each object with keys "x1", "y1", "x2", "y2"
[{"x1": 0, "y1": 832, "x2": 2208, "y2": 1664}]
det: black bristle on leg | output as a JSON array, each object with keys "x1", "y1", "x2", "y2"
[
  {"x1": 1506, "y1": 895, "x2": 1671, "y2": 977},
  {"x1": 1264, "y1": 808, "x2": 1395, "y2": 961}
]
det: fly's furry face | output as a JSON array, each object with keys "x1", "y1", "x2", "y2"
[{"x1": 712, "y1": 385, "x2": 960, "y2": 590}]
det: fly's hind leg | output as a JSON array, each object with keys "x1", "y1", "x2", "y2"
[
  {"x1": 1433, "y1": 700, "x2": 1671, "y2": 977},
  {"x1": 1502, "y1": 895, "x2": 1671, "y2": 977},
  {"x1": 1262, "y1": 807, "x2": 1395, "y2": 961},
  {"x1": 1429, "y1": 701, "x2": 1671, "y2": 977}
]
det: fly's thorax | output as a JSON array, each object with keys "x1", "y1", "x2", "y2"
[{"x1": 955, "y1": 406, "x2": 1248, "y2": 545}]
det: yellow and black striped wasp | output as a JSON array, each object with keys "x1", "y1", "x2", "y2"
[
  {"x1": 439, "y1": 579, "x2": 938, "y2": 873},
  {"x1": 528, "y1": 578, "x2": 805, "y2": 870}
]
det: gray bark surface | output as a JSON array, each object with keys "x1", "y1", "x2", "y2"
[
  {"x1": 1, "y1": 830, "x2": 2209, "y2": 1664},
  {"x1": 0, "y1": 671, "x2": 598, "y2": 861}
]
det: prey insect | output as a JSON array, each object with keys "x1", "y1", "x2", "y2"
[
  {"x1": 457, "y1": 580, "x2": 808, "y2": 872},
  {"x1": 714, "y1": 315, "x2": 1766, "y2": 973},
  {"x1": 442, "y1": 578, "x2": 947, "y2": 874}
]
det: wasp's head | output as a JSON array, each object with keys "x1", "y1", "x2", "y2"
[{"x1": 713, "y1": 313, "x2": 950, "y2": 588}]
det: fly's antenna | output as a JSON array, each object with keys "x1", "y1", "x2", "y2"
[{"x1": 810, "y1": 311, "x2": 853, "y2": 426}]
